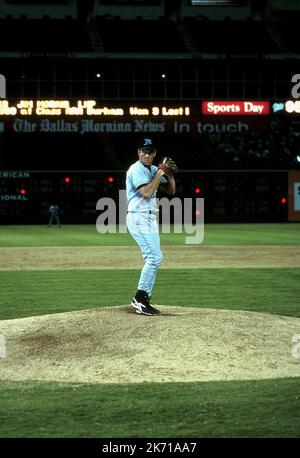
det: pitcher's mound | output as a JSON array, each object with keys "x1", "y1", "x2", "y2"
[{"x1": 1, "y1": 305, "x2": 300, "y2": 384}]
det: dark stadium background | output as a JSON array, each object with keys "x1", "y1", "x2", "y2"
[{"x1": 0, "y1": 0, "x2": 300, "y2": 223}]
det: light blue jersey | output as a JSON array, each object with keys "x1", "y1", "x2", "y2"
[{"x1": 126, "y1": 160, "x2": 167, "y2": 212}]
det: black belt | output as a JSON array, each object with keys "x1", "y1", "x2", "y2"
[{"x1": 127, "y1": 211, "x2": 155, "y2": 214}]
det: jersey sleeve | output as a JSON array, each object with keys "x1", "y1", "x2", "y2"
[{"x1": 131, "y1": 165, "x2": 151, "y2": 190}]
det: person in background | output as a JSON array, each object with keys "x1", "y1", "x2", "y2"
[{"x1": 48, "y1": 204, "x2": 61, "y2": 227}]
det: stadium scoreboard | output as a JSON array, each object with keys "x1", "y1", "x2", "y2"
[{"x1": 0, "y1": 170, "x2": 288, "y2": 223}]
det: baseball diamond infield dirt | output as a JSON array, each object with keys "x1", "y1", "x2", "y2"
[
  {"x1": 0, "y1": 245, "x2": 300, "y2": 270},
  {"x1": 1, "y1": 306, "x2": 300, "y2": 384}
]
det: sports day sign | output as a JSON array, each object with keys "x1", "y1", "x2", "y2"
[{"x1": 202, "y1": 101, "x2": 270, "y2": 115}]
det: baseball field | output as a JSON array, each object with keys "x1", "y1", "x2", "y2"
[{"x1": 0, "y1": 223, "x2": 300, "y2": 437}]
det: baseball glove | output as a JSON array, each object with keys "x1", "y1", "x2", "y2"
[{"x1": 157, "y1": 157, "x2": 178, "y2": 177}]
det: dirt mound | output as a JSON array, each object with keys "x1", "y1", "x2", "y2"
[{"x1": 1, "y1": 306, "x2": 300, "y2": 384}]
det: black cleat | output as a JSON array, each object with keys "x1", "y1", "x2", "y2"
[
  {"x1": 131, "y1": 290, "x2": 160, "y2": 316},
  {"x1": 131, "y1": 297, "x2": 156, "y2": 315}
]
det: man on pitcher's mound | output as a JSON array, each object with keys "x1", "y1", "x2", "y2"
[{"x1": 126, "y1": 137, "x2": 177, "y2": 316}]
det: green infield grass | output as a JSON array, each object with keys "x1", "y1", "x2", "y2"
[
  {"x1": 0, "y1": 378, "x2": 299, "y2": 438},
  {"x1": 0, "y1": 268, "x2": 299, "y2": 320}
]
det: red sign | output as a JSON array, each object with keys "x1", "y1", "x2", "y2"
[{"x1": 202, "y1": 101, "x2": 270, "y2": 115}]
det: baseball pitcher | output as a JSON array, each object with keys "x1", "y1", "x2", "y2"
[{"x1": 126, "y1": 137, "x2": 177, "y2": 315}]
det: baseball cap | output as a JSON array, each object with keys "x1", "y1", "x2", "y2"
[{"x1": 138, "y1": 137, "x2": 156, "y2": 150}]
